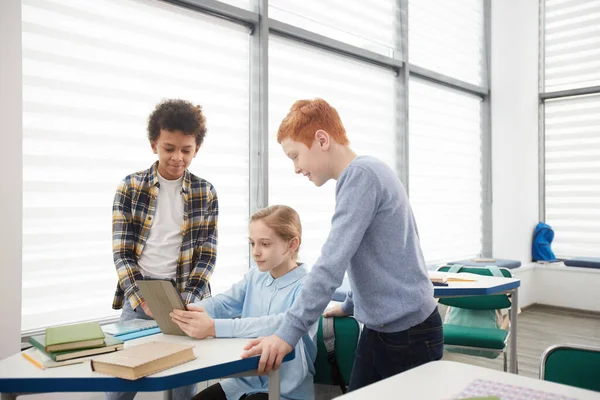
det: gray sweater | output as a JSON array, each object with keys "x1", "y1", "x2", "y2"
[{"x1": 275, "y1": 156, "x2": 437, "y2": 347}]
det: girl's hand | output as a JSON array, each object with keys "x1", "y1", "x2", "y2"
[
  {"x1": 323, "y1": 303, "x2": 347, "y2": 318},
  {"x1": 170, "y1": 305, "x2": 215, "y2": 339}
]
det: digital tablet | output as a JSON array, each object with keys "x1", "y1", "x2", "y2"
[{"x1": 137, "y1": 278, "x2": 186, "y2": 336}]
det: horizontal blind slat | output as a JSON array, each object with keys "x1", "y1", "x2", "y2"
[{"x1": 22, "y1": 0, "x2": 251, "y2": 332}]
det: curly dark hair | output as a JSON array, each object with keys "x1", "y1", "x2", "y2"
[{"x1": 147, "y1": 99, "x2": 207, "y2": 146}]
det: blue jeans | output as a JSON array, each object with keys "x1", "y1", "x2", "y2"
[
  {"x1": 348, "y1": 307, "x2": 443, "y2": 391},
  {"x1": 104, "y1": 302, "x2": 196, "y2": 400}
]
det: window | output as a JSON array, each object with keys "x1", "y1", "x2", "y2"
[
  {"x1": 409, "y1": 78, "x2": 483, "y2": 264},
  {"x1": 544, "y1": 95, "x2": 600, "y2": 258},
  {"x1": 542, "y1": 0, "x2": 600, "y2": 258},
  {"x1": 409, "y1": 0, "x2": 485, "y2": 86},
  {"x1": 21, "y1": 0, "x2": 250, "y2": 332},
  {"x1": 268, "y1": 36, "x2": 396, "y2": 266},
  {"x1": 544, "y1": 0, "x2": 600, "y2": 92},
  {"x1": 269, "y1": 0, "x2": 397, "y2": 56},
  {"x1": 18, "y1": 0, "x2": 491, "y2": 334}
]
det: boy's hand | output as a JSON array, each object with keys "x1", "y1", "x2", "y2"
[
  {"x1": 170, "y1": 305, "x2": 215, "y2": 339},
  {"x1": 140, "y1": 301, "x2": 153, "y2": 318},
  {"x1": 323, "y1": 303, "x2": 347, "y2": 318},
  {"x1": 241, "y1": 335, "x2": 293, "y2": 374}
]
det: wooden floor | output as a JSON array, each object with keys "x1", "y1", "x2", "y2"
[{"x1": 442, "y1": 304, "x2": 600, "y2": 378}]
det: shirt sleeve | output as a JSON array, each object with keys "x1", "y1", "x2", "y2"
[
  {"x1": 212, "y1": 283, "x2": 303, "y2": 338},
  {"x1": 213, "y1": 313, "x2": 287, "y2": 338},
  {"x1": 112, "y1": 180, "x2": 144, "y2": 310},
  {"x1": 183, "y1": 185, "x2": 219, "y2": 304},
  {"x1": 193, "y1": 270, "x2": 249, "y2": 319}
]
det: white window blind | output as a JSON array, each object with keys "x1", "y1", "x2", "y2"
[
  {"x1": 409, "y1": 78, "x2": 483, "y2": 264},
  {"x1": 409, "y1": 0, "x2": 485, "y2": 86},
  {"x1": 22, "y1": 0, "x2": 250, "y2": 333},
  {"x1": 544, "y1": 0, "x2": 600, "y2": 92},
  {"x1": 269, "y1": 36, "x2": 396, "y2": 267},
  {"x1": 544, "y1": 95, "x2": 600, "y2": 258},
  {"x1": 269, "y1": 0, "x2": 397, "y2": 56}
]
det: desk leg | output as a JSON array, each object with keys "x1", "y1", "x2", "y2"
[
  {"x1": 268, "y1": 369, "x2": 280, "y2": 400},
  {"x1": 163, "y1": 389, "x2": 174, "y2": 400},
  {"x1": 509, "y1": 287, "x2": 519, "y2": 374}
]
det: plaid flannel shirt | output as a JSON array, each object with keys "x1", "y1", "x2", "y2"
[{"x1": 112, "y1": 162, "x2": 218, "y2": 310}]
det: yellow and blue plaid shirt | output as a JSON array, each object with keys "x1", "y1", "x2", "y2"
[{"x1": 112, "y1": 162, "x2": 218, "y2": 310}]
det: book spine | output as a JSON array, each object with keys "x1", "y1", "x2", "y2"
[
  {"x1": 28, "y1": 338, "x2": 44, "y2": 353},
  {"x1": 29, "y1": 338, "x2": 58, "y2": 361}
]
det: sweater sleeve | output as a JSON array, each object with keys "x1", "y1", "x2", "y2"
[{"x1": 275, "y1": 166, "x2": 378, "y2": 346}]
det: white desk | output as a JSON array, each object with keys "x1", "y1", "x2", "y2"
[
  {"x1": 338, "y1": 360, "x2": 600, "y2": 399},
  {"x1": 0, "y1": 334, "x2": 292, "y2": 400},
  {"x1": 333, "y1": 272, "x2": 522, "y2": 373}
]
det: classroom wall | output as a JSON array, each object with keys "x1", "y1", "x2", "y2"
[
  {"x1": 0, "y1": 0, "x2": 23, "y2": 361},
  {"x1": 490, "y1": 0, "x2": 540, "y2": 265}
]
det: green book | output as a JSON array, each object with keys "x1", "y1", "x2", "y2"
[
  {"x1": 44, "y1": 322, "x2": 105, "y2": 352},
  {"x1": 29, "y1": 334, "x2": 123, "y2": 361}
]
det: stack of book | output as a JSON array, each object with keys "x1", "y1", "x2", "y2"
[{"x1": 23, "y1": 322, "x2": 124, "y2": 370}]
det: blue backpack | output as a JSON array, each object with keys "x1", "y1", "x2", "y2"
[{"x1": 532, "y1": 222, "x2": 556, "y2": 261}]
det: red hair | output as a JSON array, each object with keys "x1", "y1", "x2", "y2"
[{"x1": 276, "y1": 98, "x2": 349, "y2": 148}]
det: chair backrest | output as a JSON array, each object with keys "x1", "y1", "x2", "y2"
[
  {"x1": 540, "y1": 344, "x2": 600, "y2": 392},
  {"x1": 436, "y1": 265, "x2": 512, "y2": 310},
  {"x1": 313, "y1": 316, "x2": 360, "y2": 387}
]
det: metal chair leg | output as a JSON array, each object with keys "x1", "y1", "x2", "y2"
[{"x1": 503, "y1": 350, "x2": 507, "y2": 372}]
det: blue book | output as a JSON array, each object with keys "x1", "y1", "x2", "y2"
[
  {"x1": 102, "y1": 319, "x2": 159, "y2": 337},
  {"x1": 114, "y1": 327, "x2": 162, "y2": 341}
]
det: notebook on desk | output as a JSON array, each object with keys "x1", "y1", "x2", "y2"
[
  {"x1": 29, "y1": 334, "x2": 123, "y2": 361},
  {"x1": 114, "y1": 327, "x2": 162, "y2": 341},
  {"x1": 102, "y1": 319, "x2": 159, "y2": 336},
  {"x1": 22, "y1": 347, "x2": 88, "y2": 370},
  {"x1": 45, "y1": 322, "x2": 105, "y2": 352}
]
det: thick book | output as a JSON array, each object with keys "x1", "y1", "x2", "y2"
[
  {"x1": 91, "y1": 341, "x2": 196, "y2": 380},
  {"x1": 21, "y1": 347, "x2": 87, "y2": 370},
  {"x1": 45, "y1": 322, "x2": 105, "y2": 352},
  {"x1": 30, "y1": 334, "x2": 123, "y2": 361}
]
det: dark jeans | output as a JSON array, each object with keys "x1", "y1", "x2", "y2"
[
  {"x1": 348, "y1": 307, "x2": 443, "y2": 391},
  {"x1": 192, "y1": 383, "x2": 268, "y2": 400}
]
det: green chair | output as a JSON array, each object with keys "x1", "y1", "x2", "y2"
[
  {"x1": 437, "y1": 265, "x2": 514, "y2": 371},
  {"x1": 540, "y1": 344, "x2": 600, "y2": 392},
  {"x1": 314, "y1": 316, "x2": 360, "y2": 393}
]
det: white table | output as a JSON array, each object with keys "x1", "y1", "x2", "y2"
[
  {"x1": 0, "y1": 334, "x2": 293, "y2": 400},
  {"x1": 333, "y1": 271, "x2": 522, "y2": 373},
  {"x1": 338, "y1": 360, "x2": 600, "y2": 399}
]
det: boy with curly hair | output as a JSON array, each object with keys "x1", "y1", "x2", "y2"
[{"x1": 108, "y1": 99, "x2": 218, "y2": 400}]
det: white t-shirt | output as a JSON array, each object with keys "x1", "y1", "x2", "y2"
[{"x1": 138, "y1": 172, "x2": 184, "y2": 280}]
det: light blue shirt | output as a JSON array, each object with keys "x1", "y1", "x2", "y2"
[{"x1": 195, "y1": 264, "x2": 317, "y2": 400}]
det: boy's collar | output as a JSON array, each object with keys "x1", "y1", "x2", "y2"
[{"x1": 149, "y1": 161, "x2": 191, "y2": 193}]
